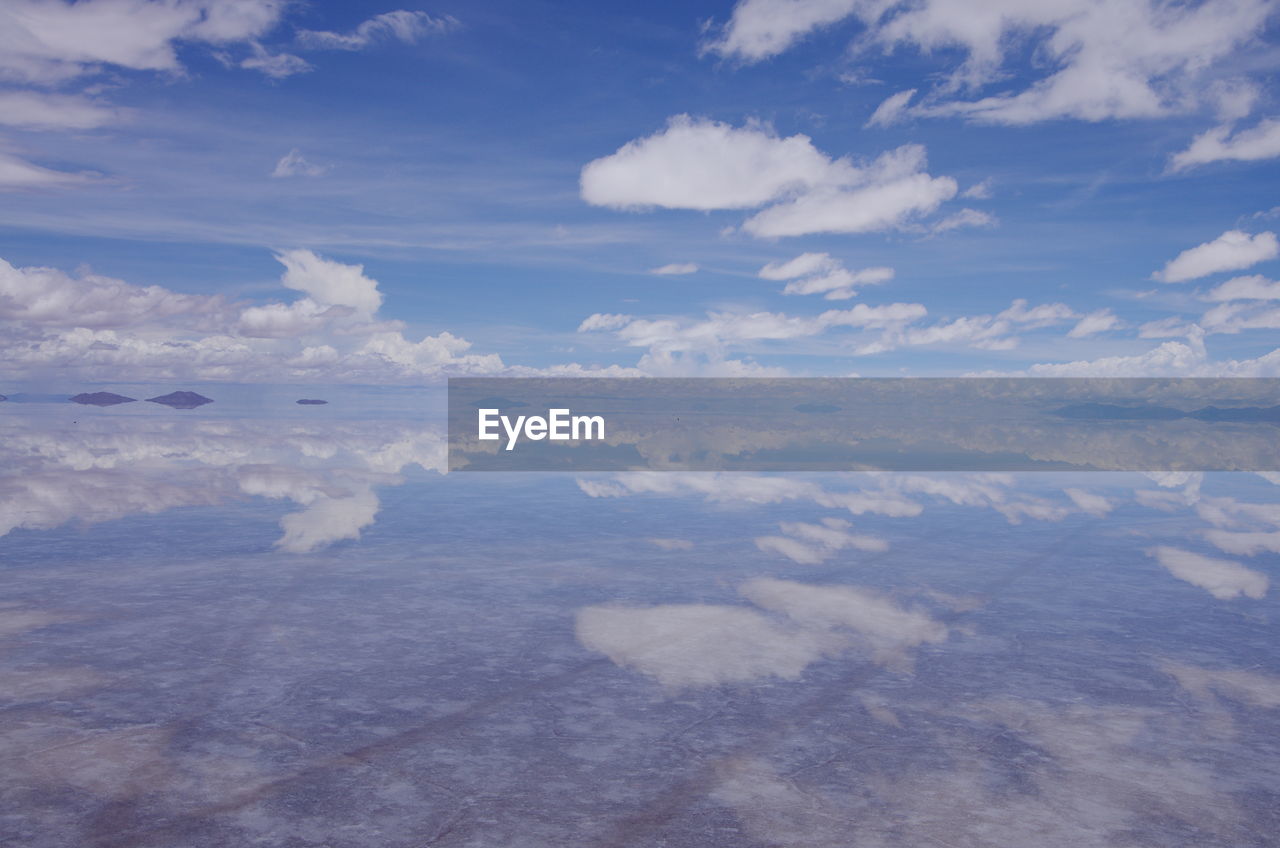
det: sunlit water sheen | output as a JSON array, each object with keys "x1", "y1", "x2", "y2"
[{"x1": 2, "y1": 394, "x2": 1278, "y2": 847}]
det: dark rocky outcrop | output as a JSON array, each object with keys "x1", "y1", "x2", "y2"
[
  {"x1": 146, "y1": 391, "x2": 213, "y2": 409},
  {"x1": 71, "y1": 392, "x2": 137, "y2": 406},
  {"x1": 296, "y1": 398, "x2": 328, "y2": 405}
]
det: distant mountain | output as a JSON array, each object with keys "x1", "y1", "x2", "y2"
[
  {"x1": 296, "y1": 398, "x2": 328, "y2": 405},
  {"x1": 470, "y1": 396, "x2": 530, "y2": 408},
  {"x1": 71, "y1": 392, "x2": 136, "y2": 406},
  {"x1": 1053, "y1": 402, "x2": 1280, "y2": 423},
  {"x1": 1053, "y1": 403, "x2": 1184, "y2": 420},
  {"x1": 146, "y1": 391, "x2": 213, "y2": 409}
]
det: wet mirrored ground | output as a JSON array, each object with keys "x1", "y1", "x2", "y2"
[{"x1": 2, "y1": 398, "x2": 1278, "y2": 847}]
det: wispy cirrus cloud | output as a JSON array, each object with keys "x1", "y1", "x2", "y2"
[
  {"x1": 648, "y1": 262, "x2": 699, "y2": 275},
  {"x1": 1153, "y1": 230, "x2": 1279, "y2": 283},
  {"x1": 271, "y1": 148, "x2": 328, "y2": 178},
  {"x1": 0, "y1": 91, "x2": 119, "y2": 130},
  {"x1": 296, "y1": 11, "x2": 458, "y2": 51}
]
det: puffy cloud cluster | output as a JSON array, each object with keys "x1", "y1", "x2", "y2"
[
  {"x1": 759, "y1": 252, "x2": 893, "y2": 300},
  {"x1": 577, "y1": 292, "x2": 1101, "y2": 373},
  {"x1": 0, "y1": 249, "x2": 509, "y2": 384},
  {"x1": 580, "y1": 116, "x2": 958, "y2": 238},
  {"x1": 706, "y1": 0, "x2": 1275, "y2": 128},
  {"x1": 576, "y1": 576, "x2": 947, "y2": 687},
  {"x1": 0, "y1": 257, "x2": 231, "y2": 330},
  {"x1": 755, "y1": 517, "x2": 888, "y2": 564},
  {"x1": 577, "y1": 300, "x2": 926, "y2": 374},
  {"x1": 1145, "y1": 545, "x2": 1268, "y2": 600},
  {"x1": 1196, "y1": 494, "x2": 1280, "y2": 558},
  {"x1": 988, "y1": 225, "x2": 1280, "y2": 376},
  {"x1": 578, "y1": 471, "x2": 1104, "y2": 527},
  {"x1": 856, "y1": 298, "x2": 1077, "y2": 354},
  {"x1": 1013, "y1": 339, "x2": 1280, "y2": 378}
]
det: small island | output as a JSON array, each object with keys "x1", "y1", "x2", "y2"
[
  {"x1": 146, "y1": 391, "x2": 213, "y2": 409},
  {"x1": 71, "y1": 392, "x2": 137, "y2": 406},
  {"x1": 296, "y1": 398, "x2": 329, "y2": 405},
  {"x1": 0, "y1": 394, "x2": 6, "y2": 402}
]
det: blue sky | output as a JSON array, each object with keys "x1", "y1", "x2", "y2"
[{"x1": 2, "y1": 0, "x2": 1280, "y2": 385}]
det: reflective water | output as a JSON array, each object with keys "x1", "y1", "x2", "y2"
[{"x1": 2, "y1": 398, "x2": 1278, "y2": 847}]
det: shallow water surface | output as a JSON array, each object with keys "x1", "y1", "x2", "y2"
[{"x1": 2, "y1": 401, "x2": 1278, "y2": 847}]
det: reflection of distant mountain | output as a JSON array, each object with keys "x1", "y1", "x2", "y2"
[
  {"x1": 1055, "y1": 403, "x2": 1280, "y2": 422},
  {"x1": 146, "y1": 391, "x2": 213, "y2": 409},
  {"x1": 71, "y1": 392, "x2": 136, "y2": 406},
  {"x1": 3, "y1": 393, "x2": 72, "y2": 402}
]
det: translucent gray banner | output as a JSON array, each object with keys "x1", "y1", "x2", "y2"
[{"x1": 447, "y1": 378, "x2": 1280, "y2": 472}]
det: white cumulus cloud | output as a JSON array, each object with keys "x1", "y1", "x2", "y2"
[
  {"x1": 581, "y1": 115, "x2": 849, "y2": 211},
  {"x1": 755, "y1": 517, "x2": 888, "y2": 564},
  {"x1": 581, "y1": 116, "x2": 958, "y2": 238},
  {"x1": 1153, "y1": 230, "x2": 1279, "y2": 283},
  {"x1": 0, "y1": 249, "x2": 516, "y2": 384}
]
